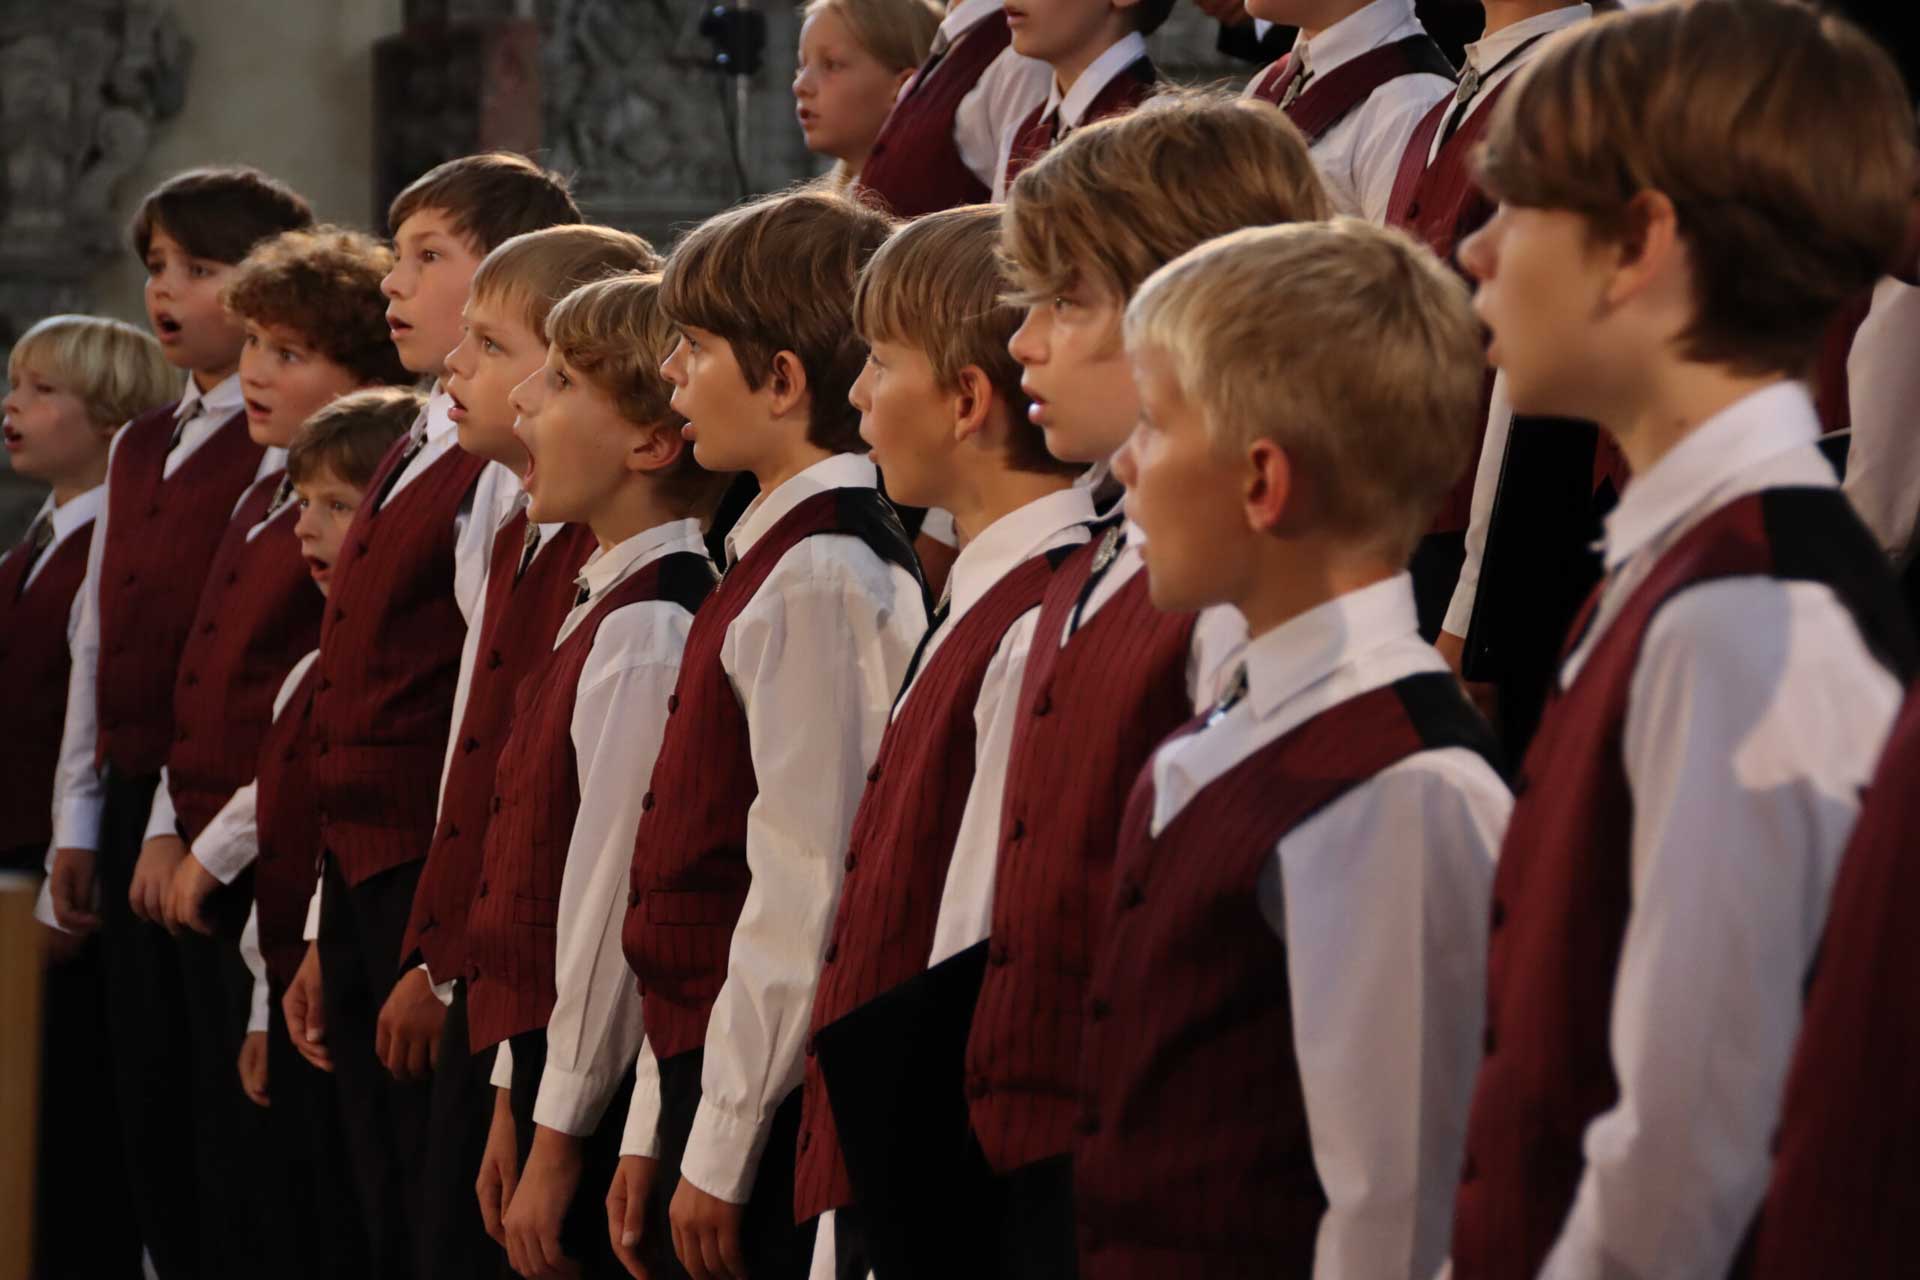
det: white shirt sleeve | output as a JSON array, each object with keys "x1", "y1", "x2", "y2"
[
  {"x1": 303, "y1": 883, "x2": 323, "y2": 942},
  {"x1": 1841, "y1": 277, "x2": 1920, "y2": 564},
  {"x1": 535, "y1": 602, "x2": 692, "y2": 1136},
  {"x1": 492, "y1": 1038, "x2": 515, "y2": 1090},
  {"x1": 240, "y1": 905, "x2": 270, "y2": 1034},
  {"x1": 1441, "y1": 375, "x2": 1514, "y2": 639},
  {"x1": 1269, "y1": 748, "x2": 1507, "y2": 1280},
  {"x1": 678, "y1": 542, "x2": 923, "y2": 1202},
  {"x1": 144, "y1": 771, "x2": 179, "y2": 843},
  {"x1": 621, "y1": 1034, "x2": 667, "y2": 1159},
  {"x1": 193, "y1": 780, "x2": 260, "y2": 883},
  {"x1": 927, "y1": 612, "x2": 1039, "y2": 966},
  {"x1": 1541, "y1": 578, "x2": 1902, "y2": 1280},
  {"x1": 52, "y1": 451, "x2": 114, "y2": 852},
  {"x1": 451, "y1": 463, "x2": 513, "y2": 629},
  {"x1": 953, "y1": 47, "x2": 1052, "y2": 187},
  {"x1": 1337, "y1": 75, "x2": 1453, "y2": 226}
]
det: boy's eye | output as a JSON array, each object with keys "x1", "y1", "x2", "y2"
[
  {"x1": 279, "y1": 348, "x2": 301, "y2": 364},
  {"x1": 297, "y1": 497, "x2": 311, "y2": 511},
  {"x1": 420, "y1": 249, "x2": 440, "y2": 264},
  {"x1": 481, "y1": 337, "x2": 498, "y2": 354},
  {"x1": 145, "y1": 260, "x2": 163, "y2": 277},
  {"x1": 331, "y1": 500, "x2": 351, "y2": 513},
  {"x1": 189, "y1": 264, "x2": 211, "y2": 279}
]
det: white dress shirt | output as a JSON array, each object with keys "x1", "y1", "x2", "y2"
[
  {"x1": 1534, "y1": 382, "x2": 1903, "y2": 1280},
  {"x1": 1425, "y1": 4, "x2": 1589, "y2": 166},
  {"x1": 1247, "y1": 0, "x2": 1452, "y2": 223},
  {"x1": 991, "y1": 31, "x2": 1149, "y2": 200},
  {"x1": 937, "y1": 0, "x2": 1052, "y2": 187},
  {"x1": 482, "y1": 519, "x2": 711, "y2": 1138},
  {"x1": 1842, "y1": 277, "x2": 1920, "y2": 566},
  {"x1": 1150, "y1": 574, "x2": 1507, "y2": 1280},
  {"x1": 191, "y1": 650, "x2": 320, "y2": 887},
  {"x1": 51, "y1": 372, "x2": 270, "y2": 853},
  {"x1": 618, "y1": 454, "x2": 927, "y2": 1204}
]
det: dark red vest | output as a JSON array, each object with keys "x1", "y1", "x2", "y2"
[
  {"x1": 166, "y1": 473, "x2": 320, "y2": 840},
  {"x1": 0, "y1": 520, "x2": 92, "y2": 852},
  {"x1": 965, "y1": 523, "x2": 1198, "y2": 1173},
  {"x1": 1076, "y1": 673, "x2": 1500, "y2": 1279},
  {"x1": 857, "y1": 11, "x2": 1010, "y2": 219},
  {"x1": 254, "y1": 660, "x2": 321, "y2": 989},
  {"x1": 794, "y1": 550, "x2": 1066, "y2": 1221},
  {"x1": 402, "y1": 513, "x2": 597, "y2": 981},
  {"x1": 1251, "y1": 35, "x2": 1454, "y2": 143},
  {"x1": 621, "y1": 488, "x2": 922, "y2": 1061},
  {"x1": 1002, "y1": 57, "x2": 1155, "y2": 189},
  {"x1": 310, "y1": 438, "x2": 490, "y2": 887},
  {"x1": 96, "y1": 404, "x2": 265, "y2": 776},
  {"x1": 1749, "y1": 689, "x2": 1920, "y2": 1278},
  {"x1": 1450, "y1": 487, "x2": 1915, "y2": 1280},
  {"x1": 465, "y1": 550, "x2": 717, "y2": 1053}
]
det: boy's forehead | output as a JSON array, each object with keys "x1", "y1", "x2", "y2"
[
  {"x1": 294, "y1": 466, "x2": 357, "y2": 497},
  {"x1": 465, "y1": 288, "x2": 537, "y2": 337},
  {"x1": 246, "y1": 316, "x2": 318, "y2": 347},
  {"x1": 394, "y1": 206, "x2": 471, "y2": 247}
]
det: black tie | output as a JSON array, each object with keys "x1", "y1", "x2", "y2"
[
  {"x1": 894, "y1": 584, "x2": 953, "y2": 708},
  {"x1": 264, "y1": 474, "x2": 295, "y2": 521},
  {"x1": 1067, "y1": 521, "x2": 1127, "y2": 636},
  {"x1": 15, "y1": 515, "x2": 53, "y2": 596},
  {"x1": 515, "y1": 520, "x2": 543, "y2": 584},
  {"x1": 374, "y1": 425, "x2": 428, "y2": 511}
]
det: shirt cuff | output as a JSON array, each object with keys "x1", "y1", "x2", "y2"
[
  {"x1": 54, "y1": 795, "x2": 102, "y2": 853},
  {"x1": 196, "y1": 833, "x2": 258, "y2": 885},
  {"x1": 533, "y1": 1061, "x2": 627, "y2": 1137},
  {"x1": 429, "y1": 967, "x2": 454, "y2": 1007},
  {"x1": 679, "y1": 1098, "x2": 774, "y2": 1205},
  {"x1": 1441, "y1": 572, "x2": 1478, "y2": 639},
  {"x1": 491, "y1": 1039, "x2": 515, "y2": 1090},
  {"x1": 620, "y1": 1062, "x2": 665, "y2": 1159},
  {"x1": 143, "y1": 779, "x2": 179, "y2": 843},
  {"x1": 302, "y1": 885, "x2": 323, "y2": 942},
  {"x1": 34, "y1": 877, "x2": 63, "y2": 931}
]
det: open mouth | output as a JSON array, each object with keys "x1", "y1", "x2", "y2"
[
  {"x1": 447, "y1": 389, "x2": 468, "y2": 420},
  {"x1": 154, "y1": 313, "x2": 183, "y2": 341},
  {"x1": 245, "y1": 398, "x2": 272, "y2": 419},
  {"x1": 304, "y1": 554, "x2": 332, "y2": 579},
  {"x1": 1022, "y1": 382, "x2": 1050, "y2": 425},
  {"x1": 2, "y1": 426, "x2": 23, "y2": 449},
  {"x1": 387, "y1": 312, "x2": 413, "y2": 338}
]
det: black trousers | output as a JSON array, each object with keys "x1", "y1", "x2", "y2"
[
  {"x1": 318, "y1": 855, "x2": 434, "y2": 1280},
  {"x1": 651, "y1": 1048, "x2": 816, "y2": 1280},
  {"x1": 506, "y1": 1027, "x2": 637, "y2": 1279},
  {"x1": 995, "y1": 1154, "x2": 1080, "y2": 1280},
  {"x1": 424, "y1": 983, "x2": 502, "y2": 1280},
  {"x1": 92, "y1": 770, "x2": 202, "y2": 1279},
  {"x1": 263, "y1": 981, "x2": 372, "y2": 1280}
]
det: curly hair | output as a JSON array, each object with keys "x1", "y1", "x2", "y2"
[{"x1": 221, "y1": 225, "x2": 412, "y2": 385}]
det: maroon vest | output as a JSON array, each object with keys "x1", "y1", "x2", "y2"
[
  {"x1": 254, "y1": 660, "x2": 321, "y2": 989},
  {"x1": 1251, "y1": 35, "x2": 1454, "y2": 143},
  {"x1": 856, "y1": 11, "x2": 1011, "y2": 218},
  {"x1": 310, "y1": 437, "x2": 490, "y2": 887},
  {"x1": 621, "y1": 488, "x2": 922, "y2": 1061},
  {"x1": 794, "y1": 550, "x2": 1066, "y2": 1221},
  {"x1": 96, "y1": 404, "x2": 266, "y2": 776},
  {"x1": 1077, "y1": 674, "x2": 1500, "y2": 1279},
  {"x1": 166, "y1": 473, "x2": 320, "y2": 840},
  {"x1": 1002, "y1": 57, "x2": 1156, "y2": 190},
  {"x1": 1450, "y1": 487, "x2": 1915, "y2": 1280},
  {"x1": 965, "y1": 523, "x2": 1198, "y2": 1172},
  {"x1": 402, "y1": 513, "x2": 598, "y2": 981},
  {"x1": 1749, "y1": 691, "x2": 1920, "y2": 1278},
  {"x1": 0, "y1": 521, "x2": 92, "y2": 852},
  {"x1": 465, "y1": 550, "x2": 717, "y2": 1052}
]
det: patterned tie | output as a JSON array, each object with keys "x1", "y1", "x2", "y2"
[
  {"x1": 1277, "y1": 58, "x2": 1315, "y2": 109},
  {"x1": 14, "y1": 514, "x2": 54, "y2": 596},
  {"x1": 1205, "y1": 662, "x2": 1250, "y2": 727},
  {"x1": 264, "y1": 473, "x2": 296, "y2": 522},
  {"x1": 168, "y1": 400, "x2": 202, "y2": 452}
]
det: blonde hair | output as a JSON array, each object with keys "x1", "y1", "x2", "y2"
[
  {"x1": 1126, "y1": 219, "x2": 1485, "y2": 563},
  {"x1": 803, "y1": 0, "x2": 940, "y2": 76},
  {"x1": 8, "y1": 315, "x2": 178, "y2": 432},
  {"x1": 1479, "y1": 0, "x2": 1917, "y2": 377},
  {"x1": 546, "y1": 273, "x2": 730, "y2": 515},
  {"x1": 469, "y1": 224, "x2": 662, "y2": 343},
  {"x1": 661, "y1": 185, "x2": 896, "y2": 452},
  {"x1": 1002, "y1": 90, "x2": 1331, "y2": 305},
  {"x1": 855, "y1": 205, "x2": 1070, "y2": 475}
]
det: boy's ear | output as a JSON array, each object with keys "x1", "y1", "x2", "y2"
[
  {"x1": 628, "y1": 419, "x2": 687, "y2": 475},
  {"x1": 951, "y1": 365, "x2": 995, "y2": 446},
  {"x1": 1243, "y1": 437, "x2": 1295, "y2": 536},
  {"x1": 1603, "y1": 189, "x2": 1681, "y2": 311},
  {"x1": 766, "y1": 349, "x2": 811, "y2": 420}
]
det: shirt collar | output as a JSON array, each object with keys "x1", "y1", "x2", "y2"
[
  {"x1": 1048, "y1": 31, "x2": 1148, "y2": 130},
  {"x1": 41, "y1": 484, "x2": 105, "y2": 546},
  {"x1": 946, "y1": 485, "x2": 1096, "y2": 620},
  {"x1": 725, "y1": 453, "x2": 879, "y2": 563},
  {"x1": 1600, "y1": 380, "x2": 1819, "y2": 573},
  {"x1": 940, "y1": 0, "x2": 1001, "y2": 44},
  {"x1": 1292, "y1": 0, "x2": 1420, "y2": 77},
  {"x1": 175, "y1": 371, "x2": 244, "y2": 424},
  {"x1": 1243, "y1": 573, "x2": 1420, "y2": 721},
  {"x1": 1463, "y1": 2, "x2": 1589, "y2": 75},
  {"x1": 576, "y1": 517, "x2": 709, "y2": 603}
]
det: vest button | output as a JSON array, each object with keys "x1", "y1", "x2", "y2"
[
  {"x1": 467, "y1": 965, "x2": 480, "y2": 983},
  {"x1": 184, "y1": 673, "x2": 198, "y2": 687},
  {"x1": 123, "y1": 574, "x2": 135, "y2": 586},
  {"x1": 491, "y1": 796, "x2": 502, "y2": 814},
  {"x1": 843, "y1": 853, "x2": 856, "y2": 872},
  {"x1": 283, "y1": 748, "x2": 297, "y2": 762},
  {"x1": 667, "y1": 694, "x2": 679, "y2": 714},
  {"x1": 333, "y1": 607, "x2": 345, "y2": 623},
  {"x1": 1010, "y1": 819, "x2": 1025, "y2": 840},
  {"x1": 464, "y1": 737, "x2": 480, "y2": 753},
  {"x1": 1482, "y1": 1025, "x2": 1497, "y2": 1056},
  {"x1": 805, "y1": 1036, "x2": 817, "y2": 1058},
  {"x1": 201, "y1": 621, "x2": 215, "y2": 634},
  {"x1": 1076, "y1": 1110, "x2": 1100, "y2": 1136},
  {"x1": 175, "y1": 729, "x2": 188, "y2": 743},
  {"x1": 477, "y1": 881, "x2": 489, "y2": 898},
  {"x1": 1461, "y1": 1154, "x2": 1478, "y2": 1183},
  {"x1": 317, "y1": 742, "x2": 329, "y2": 756},
  {"x1": 357, "y1": 541, "x2": 370, "y2": 557},
  {"x1": 1511, "y1": 772, "x2": 1530, "y2": 797},
  {"x1": 1490, "y1": 899, "x2": 1506, "y2": 930},
  {"x1": 446, "y1": 824, "x2": 460, "y2": 839},
  {"x1": 1407, "y1": 200, "x2": 1422, "y2": 219},
  {"x1": 824, "y1": 941, "x2": 838, "y2": 963},
  {"x1": 146, "y1": 503, "x2": 160, "y2": 517},
  {"x1": 988, "y1": 942, "x2": 1009, "y2": 966},
  {"x1": 968, "y1": 1077, "x2": 989, "y2": 1100},
  {"x1": 318, "y1": 677, "x2": 331, "y2": 692},
  {"x1": 642, "y1": 792, "x2": 655, "y2": 811},
  {"x1": 226, "y1": 570, "x2": 239, "y2": 585},
  {"x1": 799, "y1": 1129, "x2": 812, "y2": 1151},
  {"x1": 1033, "y1": 692, "x2": 1052, "y2": 716},
  {"x1": 488, "y1": 651, "x2": 503, "y2": 670},
  {"x1": 1089, "y1": 997, "x2": 1110, "y2": 1021},
  {"x1": 1118, "y1": 881, "x2": 1144, "y2": 909},
  {"x1": 866, "y1": 765, "x2": 880, "y2": 783}
]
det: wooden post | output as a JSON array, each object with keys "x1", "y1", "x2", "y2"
[{"x1": 0, "y1": 874, "x2": 43, "y2": 1276}]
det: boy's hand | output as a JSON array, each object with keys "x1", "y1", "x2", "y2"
[
  {"x1": 670, "y1": 1179, "x2": 746, "y2": 1280},
  {"x1": 163, "y1": 852, "x2": 221, "y2": 935},
  {"x1": 607, "y1": 1155, "x2": 659, "y2": 1280},
  {"x1": 129, "y1": 834, "x2": 187, "y2": 926},
  {"x1": 238, "y1": 1030, "x2": 270, "y2": 1106},
  {"x1": 375, "y1": 966, "x2": 445, "y2": 1081},
  {"x1": 49, "y1": 847, "x2": 101, "y2": 933},
  {"x1": 283, "y1": 942, "x2": 333, "y2": 1072},
  {"x1": 477, "y1": 1087, "x2": 522, "y2": 1248},
  {"x1": 505, "y1": 1125, "x2": 585, "y2": 1278}
]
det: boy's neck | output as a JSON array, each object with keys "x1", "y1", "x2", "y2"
[
  {"x1": 589, "y1": 486, "x2": 685, "y2": 555},
  {"x1": 752, "y1": 440, "x2": 837, "y2": 496},
  {"x1": 50, "y1": 462, "x2": 108, "y2": 508},
  {"x1": 191, "y1": 364, "x2": 235, "y2": 393},
  {"x1": 1299, "y1": 0, "x2": 1373, "y2": 42},
  {"x1": 1482, "y1": 0, "x2": 1578, "y2": 36},
  {"x1": 1236, "y1": 542, "x2": 1397, "y2": 642},
  {"x1": 1608, "y1": 363, "x2": 1790, "y2": 478},
  {"x1": 1054, "y1": 19, "x2": 1133, "y2": 94},
  {"x1": 941, "y1": 465, "x2": 1075, "y2": 548}
]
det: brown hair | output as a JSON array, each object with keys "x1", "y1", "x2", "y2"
[
  {"x1": 286, "y1": 386, "x2": 424, "y2": 490},
  {"x1": 129, "y1": 166, "x2": 313, "y2": 266},
  {"x1": 469, "y1": 225, "x2": 662, "y2": 342},
  {"x1": 387, "y1": 152, "x2": 583, "y2": 254},
  {"x1": 662, "y1": 185, "x2": 897, "y2": 452},
  {"x1": 221, "y1": 226, "x2": 412, "y2": 385},
  {"x1": 1127, "y1": 218, "x2": 1485, "y2": 563},
  {"x1": 8, "y1": 315, "x2": 178, "y2": 432},
  {"x1": 856, "y1": 205, "x2": 1073, "y2": 475},
  {"x1": 547, "y1": 273, "x2": 731, "y2": 516},
  {"x1": 1002, "y1": 90, "x2": 1331, "y2": 304},
  {"x1": 1477, "y1": 0, "x2": 1918, "y2": 376}
]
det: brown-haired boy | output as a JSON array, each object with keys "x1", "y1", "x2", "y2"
[
  {"x1": 1447, "y1": 4, "x2": 1918, "y2": 1277},
  {"x1": 989, "y1": 0, "x2": 1175, "y2": 198},
  {"x1": 1074, "y1": 215, "x2": 1509, "y2": 1280},
  {"x1": 458, "y1": 273, "x2": 724, "y2": 1280},
  {"x1": 791, "y1": 204, "x2": 1090, "y2": 1280},
  {"x1": 209, "y1": 386, "x2": 424, "y2": 1280},
  {"x1": 951, "y1": 95, "x2": 1327, "y2": 1275},
  {"x1": 607, "y1": 187, "x2": 927, "y2": 1280},
  {"x1": 277, "y1": 151, "x2": 581, "y2": 1280},
  {"x1": 43, "y1": 163, "x2": 312, "y2": 1280}
]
